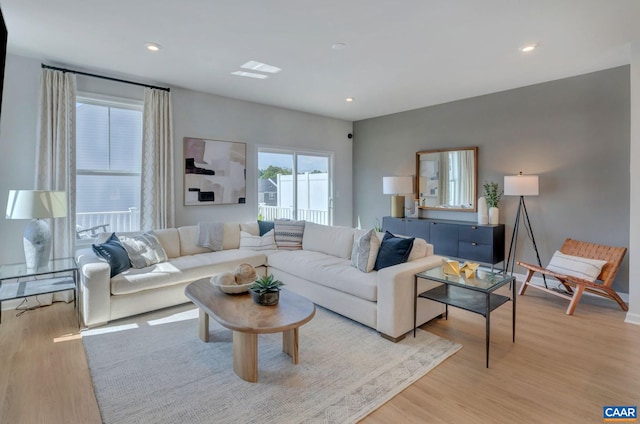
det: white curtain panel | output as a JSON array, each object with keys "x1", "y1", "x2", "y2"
[
  {"x1": 141, "y1": 88, "x2": 175, "y2": 230},
  {"x1": 34, "y1": 69, "x2": 76, "y2": 304},
  {"x1": 438, "y1": 152, "x2": 450, "y2": 206},
  {"x1": 36, "y1": 69, "x2": 77, "y2": 260},
  {"x1": 460, "y1": 150, "x2": 474, "y2": 206}
]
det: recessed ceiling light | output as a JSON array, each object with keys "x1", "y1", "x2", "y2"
[
  {"x1": 520, "y1": 44, "x2": 537, "y2": 53},
  {"x1": 332, "y1": 43, "x2": 347, "y2": 50},
  {"x1": 345, "y1": 97, "x2": 354, "y2": 102},
  {"x1": 145, "y1": 42, "x2": 162, "y2": 52},
  {"x1": 241, "y1": 60, "x2": 281, "y2": 74},
  {"x1": 231, "y1": 71, "x2": 269, "y2": 79}
]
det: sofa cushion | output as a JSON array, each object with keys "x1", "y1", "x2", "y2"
[
  {"x1": 351, "y1": 229, "x2": 381, "y2": 272},
  {"x1": 240, "y1": 222, "x2": 259, "y2": 236},
  {"x1": 268, "y1": 250, "x2": 378, "y2": 301},
  {"x1": 110, "y1": 249, "x2": 267, "y2": 295},
  {"x1": 407, "y1": 238, "x2": 429, "y2": 261},
  {"x1": 274, "y1": 219, "x2": 305, "y2": 250},
  {"x1": 177, "y1": 223, "x2": 241, "y2": 256},
  {"x1": 178, "y1": 226, "x2": 212, "y2": 256},
  {"x1": 118, "y1": 232, "x2": 169, "y2": 269},
  {"x1": 92, "y1": 233, "x2": 131, "y2": 277},
  {"x1": 303, "y1": 222, "x2": 354, "y2": 259},
  {"x1": 239, "y1": 229, "x2": 277, "y2": 251},
  {"x1": 222, "y1": 223, "x2": 241, "y2": 250},
  {"x1": 195, "y1": 222, "x2": 225, "y2": 251},
  {"x1": 374, "y1": 231, "x2": 414, "y2": 271},
  {"x1": 153, "y1": 228, "x2": 181, "y2": 259}
]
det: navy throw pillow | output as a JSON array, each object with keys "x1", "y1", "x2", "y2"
[
  {"x1": 373, "y1": 231, "x2": 415, "y2": 271},
  {"x1": 258, "y1": 220, "x2": 275, "y2": 236},
  {"x1": 92, "y1": 233, "x2": 131, "y2": 278}
]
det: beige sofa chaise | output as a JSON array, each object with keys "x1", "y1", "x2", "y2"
[{"x1": 77, "y1": 222, "x2": 445, "y2": 340}]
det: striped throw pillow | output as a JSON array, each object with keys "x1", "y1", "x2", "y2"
[
  {"x1": 546, "y1": 251, "x2": 608, "y2": 282},
  {"x1": 239, "y1": 229, "x2": 276, "y2": 251},
  {"x1": 351, "y1": 229, "x2": 381, "y2": 273},
  {"x1": 274, "y1": 219, "x2": 305, "y2": 250}
]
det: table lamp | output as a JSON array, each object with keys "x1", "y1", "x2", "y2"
[
  {"x1": 383, "y1": 176, "x2": 413, "y2": 218},
  {"x1": 6, "y1": 190, "x2": 67, "y2": 269}
]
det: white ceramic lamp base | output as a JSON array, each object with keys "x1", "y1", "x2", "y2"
[{"x1": 23, "y1": 219, "x2": 52, "y2": 269}]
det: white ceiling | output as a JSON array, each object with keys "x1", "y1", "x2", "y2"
[{"x1": 2, "y1": 0, "x2": 640, "y2": 121}]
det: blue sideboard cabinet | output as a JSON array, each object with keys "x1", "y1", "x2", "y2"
[{"x1": 382, "y1": 217, "x2": 505, "y2": 267}]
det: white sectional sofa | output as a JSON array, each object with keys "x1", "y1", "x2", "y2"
[{"x1": 77, "y1": 221, "x2": 445, "y2": 341}]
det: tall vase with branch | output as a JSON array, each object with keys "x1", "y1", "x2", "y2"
[{"x1": 483, "y1": 181, "x2": 503, "y2": 225}]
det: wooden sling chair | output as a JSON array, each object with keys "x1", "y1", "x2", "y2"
[{"x1": 517, "y1": 238, "x2": 627, "y2": 315}]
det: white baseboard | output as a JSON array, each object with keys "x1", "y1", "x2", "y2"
[{"x1": 624, "y1": 312, "x2": 640, "y2": 325}]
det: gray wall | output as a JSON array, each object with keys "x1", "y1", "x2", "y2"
[
  {"x1": 0, "y1": 53, "x2": 353, "y2": 265},
  {"x1": 171, "y1": 88, "x2": 353, "y2": 227},
  {"x1": 353, "y1": 66, "x2": 630, "y2": 293}
]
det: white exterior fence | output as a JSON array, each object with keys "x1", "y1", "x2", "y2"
[
  {"x1": 76, "y1": 208, "x2": 140, "y2": 238},
  {"x1": 258, "y1": 205, "x2": 329, "y2": 225}
]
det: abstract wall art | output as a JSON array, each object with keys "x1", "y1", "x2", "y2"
[{"x1": 184, "y1": 137, "x2": 246, "y2": 205}]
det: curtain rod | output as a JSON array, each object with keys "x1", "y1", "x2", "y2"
[{"x1": 41, "y1": 64, "x2": 170, "y2": 92}]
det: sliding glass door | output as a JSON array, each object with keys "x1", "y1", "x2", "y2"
[{"x1": 257, "y1": 148, "x2": 332, "y2": 225}]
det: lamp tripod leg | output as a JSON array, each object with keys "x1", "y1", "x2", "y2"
[
  {"x1": 506, "y1": 197, "x2": 523, "y2": 276},
  {"x1": 521, "y1": 198, "x2": 546, "y2": 288}
]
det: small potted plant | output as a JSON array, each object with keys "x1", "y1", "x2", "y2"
[
  {"x1": 483, "y1": 181, "x2": 503, "y2": 224},
  {"x1": 250, "y1": 274, "x2": 284, "y2": 306}
]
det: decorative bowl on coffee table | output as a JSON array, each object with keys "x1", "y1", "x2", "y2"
[{"x1": 209, "y1": 277, "x2": 252, "y2": 294}]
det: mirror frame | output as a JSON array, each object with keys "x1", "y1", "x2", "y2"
[{"x1": 415, "y1": 146, "x2": 478, "y2": 212}]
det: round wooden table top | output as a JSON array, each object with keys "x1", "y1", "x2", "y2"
[{"x1": 185, "y1": 278, "x2": 316, "y2": 334}]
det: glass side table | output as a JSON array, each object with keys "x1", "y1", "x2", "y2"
[
  {"x1": 414, "y1": 265, "x2": 516, "y2": 368},
  {"x1": 0, "y1": 257, "x2": 79, "y2": 325}
]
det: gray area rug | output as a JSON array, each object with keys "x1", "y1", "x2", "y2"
[{"x1": 82, "y1": 304, "x2": 461, "y2": 424}]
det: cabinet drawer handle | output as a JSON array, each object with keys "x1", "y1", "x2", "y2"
[
  {"x1": 472, "y1": 242, "x2": 477, "y2": 246},
  {"x1": 471, "y1": 226, "x2": 477, "y2": 230}
]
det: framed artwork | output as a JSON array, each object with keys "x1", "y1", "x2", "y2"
[{"x1": 184, "y1": 137, "x2": 246, "y2": 205}]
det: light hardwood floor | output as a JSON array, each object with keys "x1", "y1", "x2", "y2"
[{"x1": 1, "y1": 286, "x2": 639, "y2": 424}]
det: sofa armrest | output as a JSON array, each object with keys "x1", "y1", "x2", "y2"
[
  {"x1": 76, "y1": 248, "x2": 111, "y2": 327},
  {"x1": 376, "y1": 255, "x2": 446, "y2": 339}
]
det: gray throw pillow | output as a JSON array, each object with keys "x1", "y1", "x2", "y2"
[
  {"x1": 117, "y1": 232, "x2": 169, "y2": 269},
  {"x1": 351, "y1": 229, "x2": 381, "y2": 273}
]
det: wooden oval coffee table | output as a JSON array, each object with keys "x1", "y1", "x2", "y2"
[{"x1": 185, "y1": 278, "x2": 316, "y2": 382}]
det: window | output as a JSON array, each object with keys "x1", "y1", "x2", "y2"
[
  {"x1": 75, "y1": 95, "x2": 143, "y2": 238},
  {"x1": 257, "y1": 148, "x2": 333, "y2": 225}
]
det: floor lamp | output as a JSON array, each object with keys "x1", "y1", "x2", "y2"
[{"x1": 504, "y1": 173, "x2": 547, "y2": 287}]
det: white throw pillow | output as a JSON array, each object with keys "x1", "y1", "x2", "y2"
[
  {"x1": 239, "y1": 229, "x2": 276, "y2": 251},
  {"x1": 546, "y1": 250, "x2": 608, "y2": 282},
  {"x1": 351, "y1": 229, "x2": 381, "y2": 273},
  {"x1": 117, "y1": 232, "x2": 168, "y2": 269}
]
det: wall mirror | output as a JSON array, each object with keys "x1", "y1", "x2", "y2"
[{"x1": 416, "y1": 146, "x2": 478, "y2": 212}]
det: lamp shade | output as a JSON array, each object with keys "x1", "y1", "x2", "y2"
[
  {"x1": 503, "y1": 174, "x2": 539, "y2": 196},
  {"x1": 383, "y1": 176, "x2": 413, "y2": 195},
  {"x1": 6, "y1": 190, "x2": 67, "y2": 219}
]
